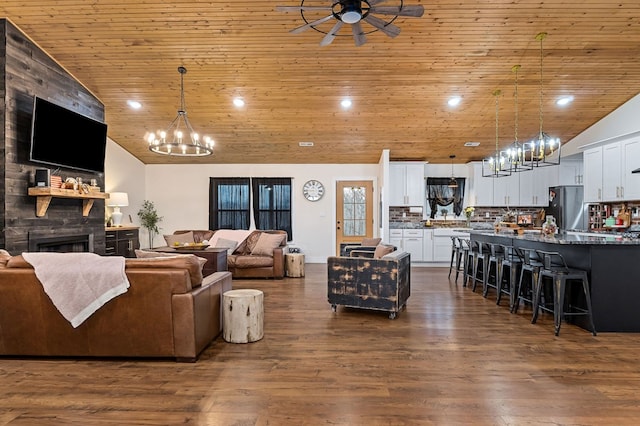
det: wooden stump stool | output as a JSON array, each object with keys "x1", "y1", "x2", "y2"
[
  {"x1": 222, "y1": 289, "x2": 264, "y2": 343},
  {"x1": 285, "y1": 253, "x2": 305, "y2": 277}
]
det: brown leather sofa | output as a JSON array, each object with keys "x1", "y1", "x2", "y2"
[
  {"x1": 0, "y1": 253, "x2": 232, "y2": 362},
  {"x1": 173, "y1": 229, "x2": 288, "y2": 279}
]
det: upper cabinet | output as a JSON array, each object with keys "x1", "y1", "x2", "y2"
[
  {"x1": 492, "y1": 172, "x2": 519, "y2": 207},
  {"x1": 518, "y1": 166, "x2": 558, "y2": 207},
  {"x1": 583, "y1": 137, "x2": 640, "y2": 202},
  {"x1": 468, "y1": 162, "x2": 494, "y2": 206},
  {"x1": 389, "y1": 162, "x2": 425, "y2": 206}
]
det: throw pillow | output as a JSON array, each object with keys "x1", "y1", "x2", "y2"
[
  {"x1": 243, "y1": 231, "x2": 262, "y2": 254},
  {"x1": 361, "y1": 237, "x2": 382, "y2": 247},
  {"x1": 0, "y1": 249, "x2": 11, "y2": 267},
  {"x1": 163, "y1": 231, "x2": 195, "y2": 247},
  {"x1": 374, "y1": 244, "x2": 395, "y2": 259},
  {"x1": 250, "y1": 233, "x2": 285, "y2": 256},
  {"x1": 215, "y1": 237, "x2": 238, "y2": 255}
]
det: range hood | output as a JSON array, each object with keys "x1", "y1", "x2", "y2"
[{"x1": 633, "y1": 168, "x2": 640, "y2": 173}]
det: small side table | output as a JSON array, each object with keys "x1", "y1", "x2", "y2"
[
  {"x1": 285, "y1": 253, "x2": 305, "y2": 277},
  {"x1": 223, "y1": 289, "x2": 264, "y2": 343}
]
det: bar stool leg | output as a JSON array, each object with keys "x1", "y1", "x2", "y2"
[
  {"x1": 581, "y1": 273, "x2": 597, "y2": 336},
  {"x1": 553, "y1": 276, "x2": 565, "y2": 336},
  {"x1": 531, "y1": 270, "x2": 543, "y2": 324}
]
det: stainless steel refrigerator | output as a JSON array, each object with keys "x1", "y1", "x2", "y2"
[{"x1": 546, "y1": 185, "x2": 586, "y2": 231}]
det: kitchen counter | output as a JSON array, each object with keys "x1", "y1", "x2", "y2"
[
  {"x1": 471, "y1": 231, "x2": 640, "y2": 332},
  {"x1": 470, "y1": 230, "x2": 640, "y2": 245}
]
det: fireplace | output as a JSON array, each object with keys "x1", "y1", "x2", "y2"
[{"x1": 28, "y1": 233, "x2": 95, "y2": 253}]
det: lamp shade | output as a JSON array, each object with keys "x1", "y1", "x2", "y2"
[{"x1": 107, "y1": 192, "x2": 129, "y2": 207}]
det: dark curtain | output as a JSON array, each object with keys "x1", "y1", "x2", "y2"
[
  {"x1": 209, "y1": 178, "x2": 251, "y2": 230},
  {"x1": 252, "y1": 178, "x2": 293, "y2": 241},
  {"x1": 426, "y1": 177, "x2": 466, "y2": 218}
]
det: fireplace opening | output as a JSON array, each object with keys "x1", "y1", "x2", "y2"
[{"x1": 28, "y1": 233, "x2": 95, "y2": 253}]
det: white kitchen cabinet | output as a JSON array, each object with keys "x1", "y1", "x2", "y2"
[
  {"x1": 558, "y1": 159, "x2": 583, "y2": 186},
  {"x1": 492, "y1": 172, "x2": 519, "y2": 207},
  {"x1": 518, "y1": 166, "x2": 556, "y2": 207},
  {"x1": 468, "y1": 162, "x2": 494, "y2": 206},
  {"x1": 602, "y1": 142, "x2": 622, "y2": 201},
  {"x1": 389, "y1": 162, "x2": 425, "y2": 206},
  {"x1": 423, "y1": 229, "x2": 434, "y2": 261},
  {"x1": 583, "y1": 146, "x2": 603, "y2": 202},
  {"x1": 389, "y1": 229, "x2": 423, "y2": 262},
  {"x1": 431, "y1": 229, "x2": 470, "y2": 263},
  {"x1": 622, "y1": 137, "x2": 640, "y2": 200}
]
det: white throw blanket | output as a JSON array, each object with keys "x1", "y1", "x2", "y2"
[{"x1": 22, "y1": 252, "x2": 130, "y2": 328}]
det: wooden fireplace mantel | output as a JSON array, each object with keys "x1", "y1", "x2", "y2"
[{"x1": 28, "y1": 187, "x2": 109, "y2": 217}]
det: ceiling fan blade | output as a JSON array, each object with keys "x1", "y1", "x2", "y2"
[
  {"x1": 367, "y1": 0, "x2": 389, "y2": 5},
  {"x1": 320, "y1": 21, "x2": 344, "y2": 46},
  {"x1": 275, "y1": 6, "x2": 332, "y2": 12},
  {"x1": 351, "y1": 22, "x2": 367, "y2": 47},
  {"x1": 370, "y1": 5, "x2": 425, "y2": 17},
  {"x1": 290, "y1": 14, "x2": 334, "y2": 34},
  {"x1": 363, "y1": 15, "x2": 401, "y2": 38}
]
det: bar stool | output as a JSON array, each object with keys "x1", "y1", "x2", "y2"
[
  {"x1": 448, "y1": 236, "x2": 461, "y2": 279},
  {"x1": 457, "y1": 238, "x2": 471, "y2": 286},
  {"x1": 483, "y1": 243, "x2": 504, "y2": 299},
  {"x1": 532, "y1": 250, "x2": 597, "y2": 336},
  {"x1": 497, "y1": 244, "x2": 522, "y2": 310},
  {"x1": 471, "y1": 241, "x2": 490, "y2": 293},
  {"x1": 511, "y1": 247, "x2": 543, "y2": 315}
]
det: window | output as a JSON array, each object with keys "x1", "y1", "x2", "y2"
[
  {"x1": 209, "y1": 178, "x2": 251, "y2": 230},
  {"x1": 426, "y1": 177, "x2": 466, "y2": 219},
  {"x1": 252, "y1": 178, "x2": 292, "y2": 240},
  {"x1": 209, "y1": 177, "x2": 293, "y2": 241}
]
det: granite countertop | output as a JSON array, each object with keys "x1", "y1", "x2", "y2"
[{"x1": 471, "y1": 230, "x2": 640, "y2": 245}]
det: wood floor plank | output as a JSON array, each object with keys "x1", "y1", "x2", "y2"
[{"x1": 2, "y1": 264, "x2": 640, "y2": 425}]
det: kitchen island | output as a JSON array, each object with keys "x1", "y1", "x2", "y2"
[{"x1": 471, "y1": 231, "x2": 640, "y2": 332}]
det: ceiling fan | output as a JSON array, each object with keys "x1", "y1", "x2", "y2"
[{"x1": 276, "y1": 0, "x2": 425, "y2": 47}]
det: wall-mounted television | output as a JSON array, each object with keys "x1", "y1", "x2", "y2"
[{"x1": 29, "y1": 96, "x2": 108, "y2": 174}]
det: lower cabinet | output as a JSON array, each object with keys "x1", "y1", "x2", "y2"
[
  {"x1": 105, "y1": 227, "x2": 140, "y2": 258},
  {"x1": 389, "y1": 229, "x2": 423, "y2": 262}
]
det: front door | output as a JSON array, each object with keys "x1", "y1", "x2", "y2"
[{"x1": 335, "y1": 180, "x2": 374, "y2": 255}]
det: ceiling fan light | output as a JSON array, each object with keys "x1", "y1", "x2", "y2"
[{"x1": 341, "y1": 10, "x2": 362, "y2": 24}]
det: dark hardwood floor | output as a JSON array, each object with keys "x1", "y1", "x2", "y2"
[{"x1": 2, "y1": 264, "x2": 640, "y2": 425}]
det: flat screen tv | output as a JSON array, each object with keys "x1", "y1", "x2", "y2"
[{"x1": 29, "y1": 96, "x2": 108, "y2": 174}]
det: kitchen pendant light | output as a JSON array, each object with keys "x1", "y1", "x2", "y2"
[
  {"x1": 526, "y1": 32, "x2": 561, "y2": 167},
  {"x1": 145, "y1": 66, "x2": 215, "y2": 156},
  {"x1": 448, "y1": 155, "x2": 458, "y2": 188},
  {"x1": 505, "y1": 65, "x2": 532, "y2": 172},
  {"x1": 483, "y1": 90, "x2": 511, "y2": 177}
]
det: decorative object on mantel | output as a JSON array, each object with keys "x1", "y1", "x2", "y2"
[
  {"x1": 137, "y1": 200, "x2": 163, "y2": 249},
  {"x1": 145, "y1": 66, "x2": 215, "y2": 156},
  {"x1": 482, "y1": 89, "x2": 511, "y2": 177},
  {"x1": 106, "y1": 192, "x2": 129, "y2": 227},
  {"x1": 525, "y1": 32, "x2": 561, "y2": 168}
]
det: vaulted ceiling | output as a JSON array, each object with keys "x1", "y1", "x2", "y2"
[{"x1": 2, "y1": 1, "x2": 640, "y2": 165}]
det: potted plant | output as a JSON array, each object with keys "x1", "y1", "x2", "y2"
[
  {"x1": 440, "y1": 208, "x2": 448, "y2": 222},
  {"x1": 137, "y1": 200, "x2": 162, "y2": 249}
]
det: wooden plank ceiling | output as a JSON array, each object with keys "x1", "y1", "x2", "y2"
[{"x1": 2, "y1": 1, "x2": 640, "y2": 165}]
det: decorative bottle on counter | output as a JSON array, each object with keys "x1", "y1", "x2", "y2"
[{"x1": 542, "y1": 216, "x2": 557, "y2": 236}]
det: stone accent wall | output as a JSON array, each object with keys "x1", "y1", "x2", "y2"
[{"x1": 0, "y1": 19, "x2": 106, "y2": 254}]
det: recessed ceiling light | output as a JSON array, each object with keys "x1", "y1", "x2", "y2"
[
  {"x1": 448, "y1": 96, "x2": 462, "y2": 107},
  {"x1": 127, "y1": 100, "x2": 142, "y2": 109},
  {"x1": 464, "y1": 142, "x2": 480, "y2": 147},
  {"x1": 556, "y1": 95, "x2": 574, "y2": 106},
  {"x1": 299, "y1": 142, "x2": 314, "y2": 147},
  {"x1": 233, "y1": 97, "x2": 245, "y2": 107},
  {"x1": 340, "y1": 98, "x2": 352, "y2": 109}
]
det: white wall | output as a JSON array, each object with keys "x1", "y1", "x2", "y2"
[
  {"x1": 562, "y1": 92, "x2": 640, "y2": 155},
  {"x1": 143, "y1": 163, "x2": 379, "y2": 262},
  {"x1": 104, "y1": 139, "x2": 146, "y2": 230}
]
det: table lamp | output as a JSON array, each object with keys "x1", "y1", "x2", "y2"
[{"x1": 107, "y1": 192, "x2": 129, "y2": 227}]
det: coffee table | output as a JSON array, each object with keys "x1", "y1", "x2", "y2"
[{"x1": 152, "y1": 246, "x2": 228, "y2": 277}]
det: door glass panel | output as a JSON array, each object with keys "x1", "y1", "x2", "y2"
[{"x1": 343, "y1": 186, "x2": 367, "y2": 237}]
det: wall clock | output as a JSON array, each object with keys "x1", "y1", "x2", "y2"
[{"x1": 302, "y1": 180, "x2": 325, "y2": 201}]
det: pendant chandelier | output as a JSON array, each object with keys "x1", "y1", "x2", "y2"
[
  {"x1": 146, "y1": 66, "x2": 215, "y2": 156},
  {"x1": 505, "y1": 65, "x2": 532, "y2": 172},
  {"x1": 526, "y1": 32, "x2": 561, "y2": 167},
  {"x1": 482, "y1": 89, "x2": 511, "y2": 177},
  {"x1": 447, "y1": 154, "x2": 458, "y2": 188}
]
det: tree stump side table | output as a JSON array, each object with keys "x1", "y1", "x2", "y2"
[
  {"x1": 222, "y1": 289, "x2": 264, "y2": 343},
  {"x1": 285, "y1": 253, "x2": 305, "y2": 277}
]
